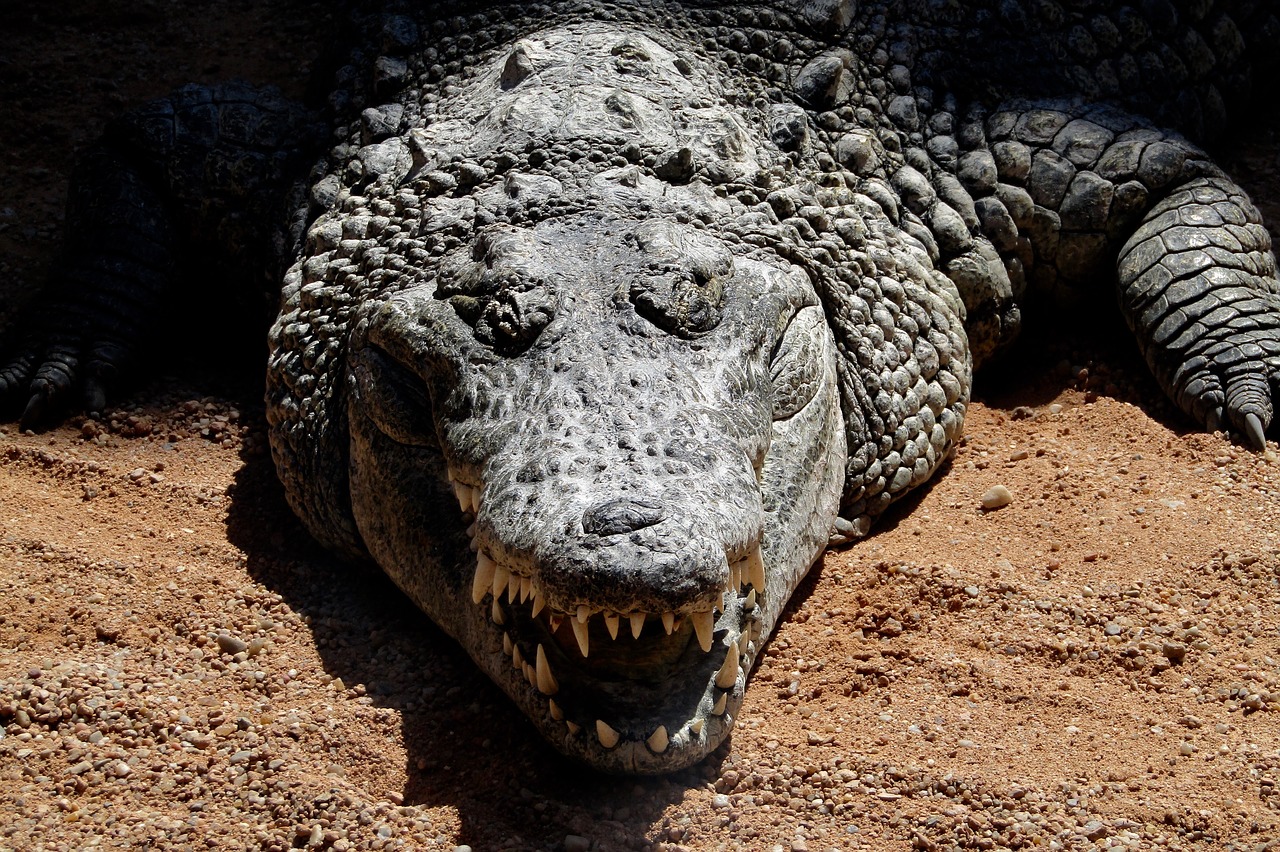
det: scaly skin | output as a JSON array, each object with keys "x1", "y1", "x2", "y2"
[{"x1": 3, "y1": 1, "x2": 1280, "y2": 772}]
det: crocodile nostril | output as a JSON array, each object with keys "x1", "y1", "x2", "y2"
[{"x1": 581, "y1": 497, "x2": 666, "y2": 536}]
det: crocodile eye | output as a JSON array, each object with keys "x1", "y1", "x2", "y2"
[
  {"x1": 351, "y1": 344, "x2": 437, "y2": 447},
  {"x1": 769, "y1": 306, "x2": 829, "y2": 420},
  {"x1": 626, "y1": 221, "x2": 732, "y2": 337},
  {"x1": 439, "y1": 230, "x2": 558, "y2": 354}
]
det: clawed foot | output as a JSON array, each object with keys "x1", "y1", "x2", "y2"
[{"x1": 0, "y1": 336, "x2": 119, "y2": 430}]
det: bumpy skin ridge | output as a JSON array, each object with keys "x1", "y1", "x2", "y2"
[{"x1": 4, "y1": 0, "x2": 1280, "y2": 773}]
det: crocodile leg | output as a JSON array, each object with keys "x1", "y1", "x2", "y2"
[
  {"x1": 1, "y1": 144, "x2": 177, "y2": 425},
  {"x1": 1117, "y1": 176, "x2": 1280, "y2": 448},
  {"x1": 953, "y1": 102, "x2": 1280, "y2": 449},
  {"x1": 0, "y1": 83, "x2": 321, "y2": 426}
]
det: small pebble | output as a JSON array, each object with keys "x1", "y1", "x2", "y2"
[
  {"x1": 216, "y1": 634, "x2": 249, "y2": 654},
  {"x1": 980, "y1": 485, "x2": 1013, "y2": 510}
]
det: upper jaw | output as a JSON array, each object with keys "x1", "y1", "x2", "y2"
[{"x1": 452, "y1": 468, "x2": 770, "y2": 772}]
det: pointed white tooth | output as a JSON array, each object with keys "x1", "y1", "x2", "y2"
[
  {"x1": 452, "y1": 480, "x2": 468, "y2": 511},
  {"x1": 531, "y1": 590, "x2": 546, "y2": 618},
  {"x1": 596, "y1": 719, "x2": 620, "y2": 749},
  {"x1": 715, "y1": 640, "x2": 740, "y2": 689},
  {"x1": 604, "y1": 613, "x2": 620, "y2": 640},
  {"x1": 712, "y1": 692, "x2": 727, "y2": 715},
  {"x1": 548, "y1": 613, "x2": 563, "y2": 632},
  {"x1": 491, "y1": 563, "x2": 510, "y2": 601},
  {"x1": 502, "y1": 633, "x2": 513, "y2": 656},
  {"x1": 472, "y1": 553, "x2": 496, "y2": 605},
  {"x1": 523, "y1": 663, "x2": 535, "y2": 686},
  {"x1": 571, "y1": 616, "x2": 590, "y2": 658},
  {"x1": 690, "y1": 718, "x2": 705, "y2": 735},
  {"x1": 630, "y1": 613, "x2": 645, "y2": 639},
  {"x1": 549, "y1": 699, "x2": 564, "y2": 721},
  {"x1": 520, "y1": 575, "x2": 533, "y2": 603},
  {"x1": 491, "y1": 599, "x2": 505, "y2": 625},
  {"x1": 744, "y1": 588, "x2": 757, "y2": 610},
  {"x1": 512, "y1": 643, "x2": 524, "y2": 670},
  {"x1": 466, "y1": 484, "x2": 479, "y2": 514},
  {"x1": 535, "y1": 644, "x2": 559, "y2": 695},
  {"x1": 662, "y1": 611, "x2": 675, "y2": 635},
  {"x1": 729, "y1": 561, "x2": 741, "y2": 593},
  {"x1": 692, "y1": 610, "x2": 714, "y2": 653},
  {"x1": 576, "y1": 604, "x2": 590, "y2": 624},
  {"x1": 646, "y1": 725, "x2": 669, "y2": 754},
  {"x1": 566, "y1": 720, "x2": 581, "y2": 735},
  {"x1": 747, "y1": 546, "x2": 765, "y2": 591}
]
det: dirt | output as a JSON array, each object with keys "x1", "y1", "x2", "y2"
[{"x1": 3, "y1": 4, "x2": 1280, "y2": 851}]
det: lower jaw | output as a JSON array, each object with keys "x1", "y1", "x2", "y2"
[{"x1": 475, "y1": 588, "x2": 766, "y2": 773}]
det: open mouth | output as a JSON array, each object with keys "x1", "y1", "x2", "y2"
[{"x1": 451, "y1": 474, "x2": 766, "y2": 757}]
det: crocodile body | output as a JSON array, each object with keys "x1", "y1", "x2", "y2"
[{"x1": 4, "y1": 1, "x2": 1280, "y2": 773}]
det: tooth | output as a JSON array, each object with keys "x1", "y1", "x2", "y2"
[
  {"x1": 491, "y1": 563, "x2": 510, "y2": 601},
  {"x1": 571, "y1": 617, "x2": 590, "y2": 657},
  {"x1": 520, "y1": 575, "x2": 533, "y2": 603},
  {"x1": 523, "y1": 663, "x2": 535, "y2": 686},
  {"x1": 690, "y1": 718, "x2": 705, "y2": 734},
  {"x1": 452, "y1": 481, "x2": 468, "y2": 511},
  {"x1": 662, "y1": 611, "x2": 675, "y2": 635},
  {"x1": 512, "y1": 644, "x2": 524, "y2": 670},
  {"x1": 744, "y1": 588, "x2": 757, "y2": 610},
  {"x1": 468, "y1": 537, "x2": 479, "y2": 553},
  {"x1": 646, "y1": 725, "x2": 669, "y2": 754},
  {"x1": 566, "y1": 720, "x2": 580, "y2": 735},
  {"x1": 604, "y1": 613, "x2": 620, "y2": 640},
  {"x1": 548, "y1": 613, "x2": 563, "y2": 632},
  {"x1": 630, "y1": 613, "x2": 645, "y2": 639},
  {"x1": 692, "y1": 610, "x2": 714, "y2": 653},
  {"x1": 535, "y1": 645, "x2": 559, "y2": 695},
  {"x1": 596, "y1": 719, "x2": 620, "y2": 749},
  {"x1": 549, "y1": 699, "x2": 564, "y2": 721},
  {"x1": 466, "y1": 522, "x2": 477, "y2": 539},
  {"x1": 747, "y1": 546, "x2": 765, "y2": 590},
  {"x1": 712, "y1": 692, "x2": 727, "y2": 715},
  {"x1": 491, "y1": 599, "x2": 505, "y2": 625},
  {"x1": 472, "y1": 554, "x2": 496, "y2": 605},
  {"x1": 502, "y1": 633, "x2": 513, "y2": 656},
  {"x1": 472, "y1": 484, "x2": 483, "y2": 512},
  {"x1": 729, "y1": 560, "x2": 741, "y2": 592},
  {"x1": 715, "y1": 640, "x2": 740, "y2": 689},
  {"x1": 576, "y1": 605, "x2": 590, "y2": 624},
  {"x1": 531, "y1": 591, "x2": 546, "y2": 618}
]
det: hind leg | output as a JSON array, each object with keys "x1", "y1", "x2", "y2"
[{"x1": 1118, "y1": 175, "x2": 1280, "y2": 447}]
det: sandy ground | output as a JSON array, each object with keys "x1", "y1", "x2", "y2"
[{"x1": 3, "y1": 3, "x2": 1280, "y2": 851}]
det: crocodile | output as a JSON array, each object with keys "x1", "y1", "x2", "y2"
[{"x1": 3, "y1": 1, "x2": 1280, "y2": 774}]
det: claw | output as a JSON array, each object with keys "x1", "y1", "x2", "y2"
[
  {"x1": 1245, "y1": 411, "x2": 1267, "y2": 451},
  {"x1": 19, "y1": 385, "x2": 50, "y2": 431}
]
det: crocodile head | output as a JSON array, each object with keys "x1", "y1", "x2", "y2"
[
  {"x1": 345, "y1": 212, "x2": 846, "y2": 772},
  {"x1": 269, "y1": 22, "x2": 869, "y2": 772}
]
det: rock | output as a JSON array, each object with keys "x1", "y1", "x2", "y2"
[{"x1": 980, "y1": 485, "x2": 1013, "y2": 510}]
